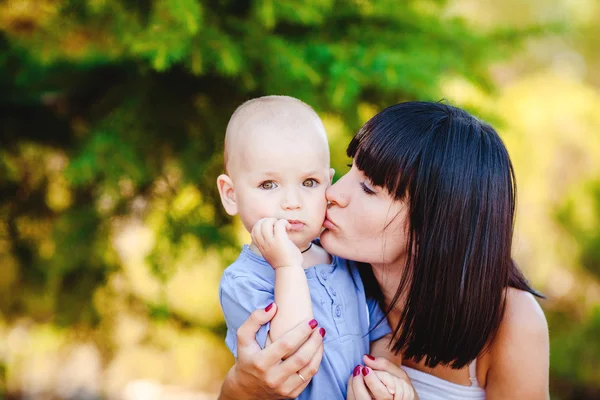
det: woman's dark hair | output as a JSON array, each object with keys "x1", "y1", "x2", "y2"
[{"x1": 350, "y1": 101, "x2": 544, "y2": 369}]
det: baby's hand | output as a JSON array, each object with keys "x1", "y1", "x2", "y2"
[
  {"x1": 251, "y1": 218, "x2": 303, "y2": 269},
  {"x1": 346, "y1": 356, "x2": 416, "y2": 400}
]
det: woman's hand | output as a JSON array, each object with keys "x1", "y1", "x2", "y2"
[
  {"x1": 346, "y1": 356, "x2": 418, "y2": 400},
  {"x1": 219, "y1": 303, "x2": 324, "y2": 400}
]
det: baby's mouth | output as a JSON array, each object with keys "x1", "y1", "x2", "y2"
[{"x1": 287, "y1": 220, "x2": 305, "y2": 231}]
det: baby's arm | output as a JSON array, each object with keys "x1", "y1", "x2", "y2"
[
  {"x1": 370, "y1": 334, "x2": 403, "y2": 366},
  {"x1": 252, "y1": 218, "x2": 313, "y2": 342}
]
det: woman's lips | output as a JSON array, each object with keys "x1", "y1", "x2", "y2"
[{"x1": 322, "y1": 217, "x2": 337, "y2": 230}]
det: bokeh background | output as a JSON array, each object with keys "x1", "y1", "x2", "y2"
[{"x1": 1, "y1": 0, "x2": 599, "y2": 399}]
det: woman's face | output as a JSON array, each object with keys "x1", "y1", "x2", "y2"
[{"x1": 320, "y1": 163, "x2": 410, "y2": 266}]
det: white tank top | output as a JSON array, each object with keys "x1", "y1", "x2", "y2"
[{"x1": 403, "y1": 359, "x2": 486, "y2": 399}]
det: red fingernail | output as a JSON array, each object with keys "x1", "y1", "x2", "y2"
[
  {"x1": 264, "y1": 303, "x2": 274, "y2": 312},
  {"x1": 362, "y1": 367, "x2": 370, "y2": 376},
  {"x1": 319, "y1": 327, "x2": 326, "y2": 338},
  {"x1": 308, "y1": 319, "x2": 318, "y2": 329},
  {"x1": 366, "y1": 354, "x2": 375, "y2": 360},
  {"x1": 353, "y1": 365, "x2": 361, "y2": 377}
]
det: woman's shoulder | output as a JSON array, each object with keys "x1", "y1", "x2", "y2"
[
  {"x1": 501, "y1": 288, "x2": 547, "y2": 334},
  {"x1": 488, "y1": 287, "x2": 549, "y2": 360},
  {"x1": 478, "y1": 289, "x2": 550, "y2": 397}
]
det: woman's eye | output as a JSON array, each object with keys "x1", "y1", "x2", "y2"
[
  {"x1": 303, "y1": 179, "x2": 318, "y2": 188},
  {"x1": 259, "y1": 181, "x2": 277, "y2": 190},
  {"x1": 360, "y1": 181, "x2": 376, "y2": 195}
]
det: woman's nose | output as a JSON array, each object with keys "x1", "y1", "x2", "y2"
[{"x1": 326, "y1": 180, "x2": 349, "y2": 207}]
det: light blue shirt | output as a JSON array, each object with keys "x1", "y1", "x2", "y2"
[{"x1": 219, "y1": 244, "x2": 392, "y2": 399}]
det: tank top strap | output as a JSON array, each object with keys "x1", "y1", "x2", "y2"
[{"x1": 468, "y1": 359, "x2": 480, "y2": 387}]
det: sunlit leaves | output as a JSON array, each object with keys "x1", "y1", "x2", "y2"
[{"x1": 0, "y1": 2, "x2": 541, "y2": 392}]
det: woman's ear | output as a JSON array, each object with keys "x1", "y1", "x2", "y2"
[
  {"x1": 329, "y1": 168, "x2": 335, "y2": 183},
  {"x1": 217, "y1": 174, "x2": 238, "y2": 216}
]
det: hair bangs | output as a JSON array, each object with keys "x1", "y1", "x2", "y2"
[{"x1": 347, "y1": 117, "x2": 416, "y2": 200}]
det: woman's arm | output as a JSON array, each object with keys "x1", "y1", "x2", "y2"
[
  {"x1": 219, "y1": 304, "x2": 325, "y2": 400},
  {"x1": 485, "y1": 289, "x2": 550, "y2": 400}
]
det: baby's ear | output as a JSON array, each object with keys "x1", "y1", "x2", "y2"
[
  {"x1": 217, "y1": 174, "x2": 238, "y2": 216},
  {"x1": 329, "y1": 168, "x2": 335, "y2": 184}
]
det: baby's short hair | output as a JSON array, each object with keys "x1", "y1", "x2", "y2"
[
  {"x1": 223, "y1": 95, "x2": 324, "y2": 174},
  {"x1": 229, "y1": 95, "x2": 315, "y2": 121}
]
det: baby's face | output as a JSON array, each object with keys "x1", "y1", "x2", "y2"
[{"x1": 232, "y1": 125, "x2": 330, "y2": 249}]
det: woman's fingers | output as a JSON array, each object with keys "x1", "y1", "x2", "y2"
[
  {"x1": 237, "y1": 302, "x2": 277, "y2": 350},
  {"x1": 277, "y1": 323, "x2": 324, "y2": 373},
  {"x1": 346, "y1": 376, "x2": 356, "y2": 400},
  {"x1": 236, "y1": 310, "x2": 323, "y2": 398},
  {"x1": 287, "y1": 340, "x2": 325, "y2": 398},
  {"x1": 296, "y1": 336, "x2": 324, "y2": 378},
  {"x1": 362, "y1": 367, "x2": 394, "y2": 399},
  {"x1": 258, "y1": 324, "x2": 323, "y2": 398},
  {"x1": 363, "y1": 354, "x2": 410, "y2": 381},
  {"x1": 363, "y1": 356, "x2": 418, "y2": 400},
  {"x1": 261, "y1": 317, "x2": 321, "y2": 368},
  {"x1": 351, "y1": 367, "x2": 372, "y2": 399}
]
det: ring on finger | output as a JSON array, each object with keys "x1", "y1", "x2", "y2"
[{"x1": 297, "y1": 372, "x2": 306, "y2": 383}]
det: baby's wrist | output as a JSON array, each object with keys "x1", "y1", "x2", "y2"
[{"x1": 273, "y1": 263, "x2": 303, "y2": 270}]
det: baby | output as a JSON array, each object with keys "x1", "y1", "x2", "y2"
[{"x1": 217, "y1": 95, "x2": 394, "y2": 399}]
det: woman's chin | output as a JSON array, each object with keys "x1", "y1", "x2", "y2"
[
  {"x1": 320, "y1": 233, "x2": 372, "y2": 263},
  {"x1": 319, "y1": 229, "x2": 337, "y2": 253}
]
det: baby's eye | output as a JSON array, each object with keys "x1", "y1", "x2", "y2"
[
  {"x1": 259, "y1": 181, "x2": 277, "y2": 190},
  {"x1": 303, "y1": 179, "x2": 318, "y2": 188}
]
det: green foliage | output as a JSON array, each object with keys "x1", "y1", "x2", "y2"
[
  {"x1": 550, "y1": 180, "x2": 600, "y2": 397},
  {"x1": 553, "y1": 308, "x2": 600, "y2": 382},
  {"x1": 2, "y1": 0, "x2": 597, "y2": 397},
  {"x1": 556, "y1": 181, "x2": 600, "y2": 279},
  {"x1": 1, "y1": 0, "x2": 530, "y2": 326},
  {"x1": 548, "y1": 307, "x2": 600, "y2": 399}
]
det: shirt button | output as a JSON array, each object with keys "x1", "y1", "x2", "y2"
[
  {"x1": 321, "y1": 270, "x2": 328, "y2": 280},
  {"x1": 335, "y1": 305, "x2": 342, "y2": 317},
  {"x1": 330, "y1": 287, "x2": 337, "y2": 296}
]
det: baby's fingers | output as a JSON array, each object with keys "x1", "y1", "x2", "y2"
[
  {"x1": 251, "y1": 218, "x2": 266, "y2": 246},
  {"x1": 273, "y1": 219, "x2": 291, "y2": 241},
  {"x1": 259, "y1": 217, "x2": 277, "y2": 242},
  {"x1": 373, "y1": 371, "x2": 396, "y2": 395},
  {"x1": 397, "y1": 378, "x2": 416, "y2": 400},
  {"x1": 362, "y1": 367, "x2": 394, "y2": 399}
]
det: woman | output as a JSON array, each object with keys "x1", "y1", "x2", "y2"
[{"x1": 218, "y1": 101, "x2": 550, "y2": 400}]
